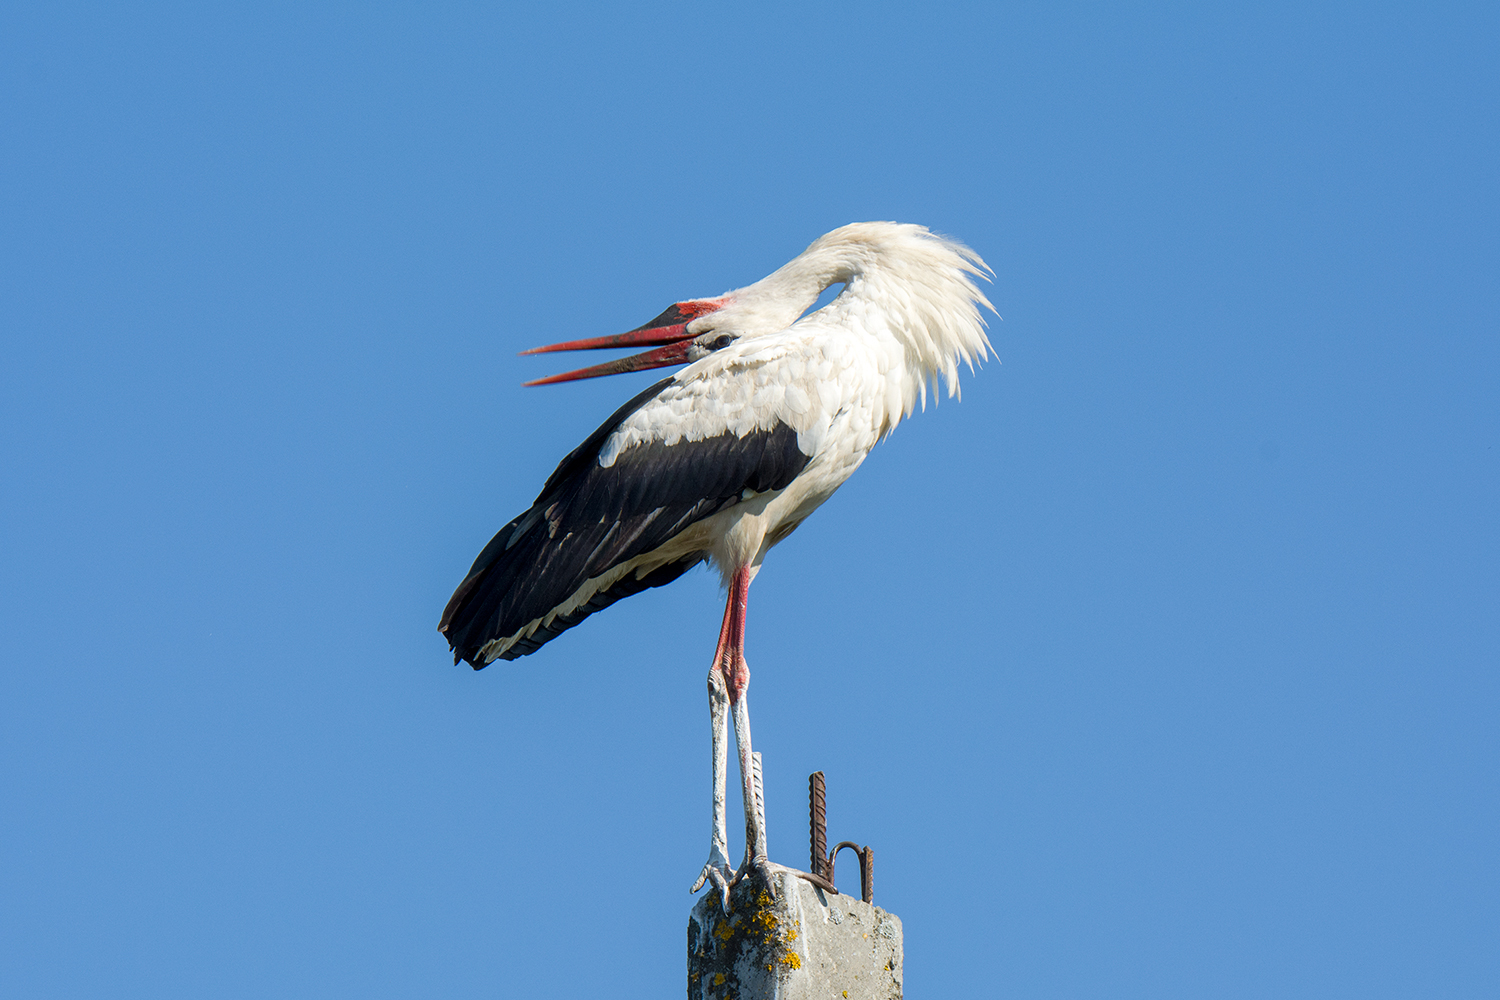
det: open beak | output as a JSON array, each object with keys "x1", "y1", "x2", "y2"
[{"x1": 520, "y1": 300, "x2": 724, "y2": 386}]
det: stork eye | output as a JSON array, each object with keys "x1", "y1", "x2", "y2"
[{"x1": 712, "y1": 335, "x2": 736, "y2": 350}]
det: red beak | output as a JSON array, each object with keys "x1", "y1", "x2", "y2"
[{"x1": 520, "y1": 299, "x2": 726, "y2": 386}]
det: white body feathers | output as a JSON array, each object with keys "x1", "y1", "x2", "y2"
[
  {"x1": 603, "y1": 222, "x2": 995, "y2": 581},
  {"x1": 473, "y1": 222, "x2": 995, "y2": 662}
]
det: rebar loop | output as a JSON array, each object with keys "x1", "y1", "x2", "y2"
[{"x1": 805, "y1": 771, "x2": 874, "y2": 904}]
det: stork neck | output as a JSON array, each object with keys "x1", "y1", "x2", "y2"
[{"x1": 741, "y1": 263, "x2": 849, "y2": 329}]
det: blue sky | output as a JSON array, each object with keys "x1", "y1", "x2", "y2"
[{"x1": 2, "y1": 2, "x2": 1496, "y2": 997}]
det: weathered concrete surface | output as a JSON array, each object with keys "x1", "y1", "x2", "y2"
[{"x1": 688, "y1": 870, "x2": 902, "y2": 999}]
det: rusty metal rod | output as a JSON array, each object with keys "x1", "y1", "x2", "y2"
[
  {"x1": 805, "y1": 771, "x2": 874, "y2": 903},
  {"x1": 829, "y1": 842, "x2": 874, "y2": 905},
  {"x1": 809, "y1": 771, "x2": 827, "y2": 879}
]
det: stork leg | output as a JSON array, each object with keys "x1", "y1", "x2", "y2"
[
  {"x1": 720, "y1": 567, "x2": 779, "y2": 898},
  {"x1": 690, "y1": 585, "x2": 737, "y2": 910}
]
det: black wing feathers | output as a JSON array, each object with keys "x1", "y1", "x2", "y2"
[{"x1": 440, "y1": 379, "x2": 811, "y2": 667}]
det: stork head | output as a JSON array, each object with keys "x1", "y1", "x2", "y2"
[
  {"x1": 520, "y1": 297, "x2": 735, "y2": 385},
  {"x1": 520, "y1": 222, "x2": 996, "y2": 395}
]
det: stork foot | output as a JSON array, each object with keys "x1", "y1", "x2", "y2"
[
  {"x1": 729, "y1": 856, "x2": 783, "y2": 901},
  {"x1": 691, "y1": 851, "x2": 734, "y2": 912}
]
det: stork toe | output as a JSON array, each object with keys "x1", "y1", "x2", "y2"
[
  {"x1": 691, "y1": 857, "x2": 734, "y2": 912},
  {"x1": 729, "y1": 856, "x2": 784, "y2": 901}
]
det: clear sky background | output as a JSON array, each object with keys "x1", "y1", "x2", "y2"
[{"x1": 2, "y1": 3, "x2": 1496, "y2": 997}]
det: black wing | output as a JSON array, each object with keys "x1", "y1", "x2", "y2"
[{"x1": 439, "y1": 377, "x2": 811, "y2": 667}]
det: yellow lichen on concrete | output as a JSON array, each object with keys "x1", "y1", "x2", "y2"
[
  {"x1": 690, "y1": 877, "x2": 901, "y2": 998},
  {"x1": 729, "y1": 884, "x2": 805, "y2": 972},
  {"x1": 750, "y1": 907, "x2": 780, "y2": 938}
]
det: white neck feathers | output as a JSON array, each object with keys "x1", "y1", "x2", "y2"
[{"x1": 707, "y1": 222, "x2": 996, "y2": 409}]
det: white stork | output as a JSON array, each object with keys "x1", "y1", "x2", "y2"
[{"x1": 439, "y1": 222, "x2": 995, "y2": 905}]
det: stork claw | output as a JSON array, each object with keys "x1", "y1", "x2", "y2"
[
  {"x1": 729, "y1": 856, "x2": 781, "y2": 901},
  {"x1": 691, "y1": 852, "x2": 734, "y2": 913}
]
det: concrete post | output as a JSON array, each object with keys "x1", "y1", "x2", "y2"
[{"x1": 687, "y1": 871, "x2": 903, "y2": 999}]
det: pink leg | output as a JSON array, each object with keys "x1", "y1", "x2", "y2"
[
  {"x1": 721, "y1": 568, "x2": 776, "y2": 896},
  {"x1": 690, "y1": 573, "x2": 741, "y2": 908}
]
